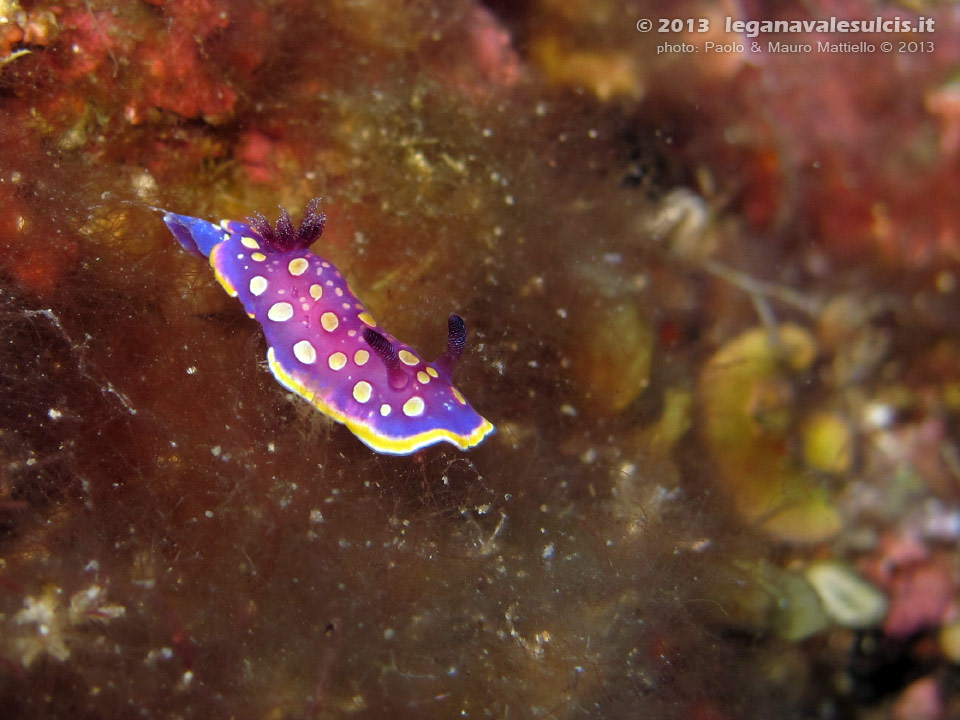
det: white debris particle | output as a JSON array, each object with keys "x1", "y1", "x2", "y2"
[
  {"x1": 542, "y1": 543, "x2": 555, "y2": 560},
  {"x1": 383, "y1": 628, "x2": 395, "y2": 640},
  {"x1": 15, "y1": 588, "x2": 68, "y2": 666},
  {"x1": 144, "y1": 646, "x2": 175, "y2": 666},
  {"x1": 210, "y1": 445, "x2": 221, "y2": 457},
  {"x1": 47, "y1": 408, "x2": 63, "y2": 420},
  {"x1": 16, "y1": 591, "x2": 59, "y2": 628},
  {"x1": 862, "y1": 402, "x2": 894, "y2": 430},
  {"x1": 69, "y1": 584, "x2": 125, "y2": 624},
  {"x1": 556, "y1": 308, "x2": 568, "y2": 319},
  {"x1": 14, "y1": 584, "x2": 124, "y2": 667},
  {"x1": 677, "y1": 537, "x2": 713, "y2": 553},
  {"x1": 204, "y1": 510, "x2": 214, "y2": 519},
  {"x1": 131, "y1": 170, "x2": 159, "y2": 201},
  {"x1": 186, "y1": 366, "x2": 197, "y2": 375},
  {"x1": 309, "y1": 509, "x2": 324, "y2": 524}
]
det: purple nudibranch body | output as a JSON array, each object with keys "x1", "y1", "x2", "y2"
[{"x1": 162, "y1": 199, "x2": 495, "y2": 455}]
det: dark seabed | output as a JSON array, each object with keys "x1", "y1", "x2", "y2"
[{"x1": 1, "y1": 1, "x2": 960, "y2": 718}]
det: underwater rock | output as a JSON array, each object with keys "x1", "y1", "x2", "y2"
[
  {"x1": 2, "y1": 0, "x2": 958, "y2": 717},
  {"x1": 531, "y1": 35, "x2": 641, "y2": 101}
]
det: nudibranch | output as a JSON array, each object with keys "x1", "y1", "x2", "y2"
[{"x1": 162, "y1": 198, "x2": 495, "y2": 455}]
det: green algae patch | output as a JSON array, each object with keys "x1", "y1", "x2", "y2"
[
  {"x1": 573, "y1": 301, "x2": 654, "y2": 415},
  {"x1": 699, "y1": 323, "x2": 841, "y2": 543},
  {"x1": 801, "y1": 411, "x2": 854, "y2": 475}
]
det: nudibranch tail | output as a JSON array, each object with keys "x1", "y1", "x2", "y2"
[{"x1": 163, "y1": 198, "x2": 496, "y2": 456}]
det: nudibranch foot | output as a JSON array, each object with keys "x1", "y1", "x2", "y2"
[{"x1": 162, "y1": 198, "x2": 495, "y2": 456}]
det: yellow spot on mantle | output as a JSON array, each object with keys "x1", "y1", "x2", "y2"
[
  {"x1": 328, "y1": 352, "x2": 347, "y2": 371},
  {"x1": 293, "y1": 340, "x2": 316, "y2": 365},
  {"x1": 402, "y1": 396, "x2": 425, "y2": 417},
  {"x1": 288, "y1": 257, "x2": 309, "y2": 276},
  {"x1": 321, "y1": 312, "x2": 339, "y2": 332},
  {"x1": 352, "y1": 381, "x2": 372, "y2": 403},
  {"x1": 267, "y1": 302, "x2": 294, "y2": 322}
]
